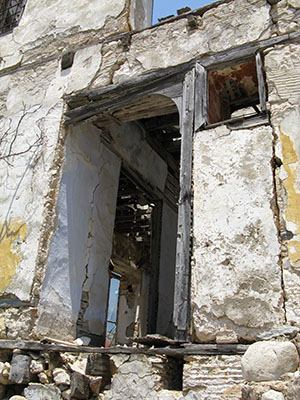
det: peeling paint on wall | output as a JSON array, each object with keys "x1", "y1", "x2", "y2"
[{"x1": 0, "y1": 218, "x2": 27, "y2": 292}]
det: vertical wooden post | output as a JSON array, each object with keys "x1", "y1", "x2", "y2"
[
  {"x1": 194, "y1": 63, "x2": 208, "y2": 131},
  {"x1": 173, "y1": 68, "x2": 195, "y2": 341},
  {"x1": 147, "y1": 200, "x2": 163, "y2": 334},
  {"x1": 255, "y1": 51, "x2": 267, "y2": 113}
]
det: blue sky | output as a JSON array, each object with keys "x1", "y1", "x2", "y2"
[{"x1": 153, "y1": 0, "x2": 213, "y2": 23}]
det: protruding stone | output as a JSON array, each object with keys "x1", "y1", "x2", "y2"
[
  {"x1": 24, "y1": 383, "x2": 62, "y2": 400},
  {"x1": 61, "y1": 389, "x2": 71, "y2": 400},
  {"x1": 261, "y1": 389, "x2": 285, "y2": 400},
  {"x1": 0, "y1": 361, "x2": 11, "y2": 384},
  {"x1": 0, "y1": 384, "x2": 5, "y2": 400},
  {"x1": 30, "y1": 360, "x2": 44, "y2": 375},
  {"x1": 9, "y1": 396, "x2": 27, "y2": 400},
  {"x1": 89, "y1": 376, "x2": 103, "y2": 395},
  {"x1": 9, "y1": 353, "x2": 33, "y2": 384},
  {"x1": 242, "y1": 341, "x2": 300, "y2": 381},
  {"x1": 38, "y1": 372, "x2": 50, "y2": 384},
  {"x1": 70, "y1": 372, "x2": 89, "y2": 399},
  {"x1": 53, "y1": 368, "x2": 70, "y2": 386},
  {"x1": 256, "y1": 326, "x2": 299, "y2": 341}
]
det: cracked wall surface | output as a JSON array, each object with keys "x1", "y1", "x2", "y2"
[
  {"x1": 192, "y1": 125, "x2": 284, "y2": 342},
  {"x1": 265, "y1": 42, "x2": 300, "y2": 326},
  {"x1": 35, "y1": 124, "x2": 121, "y2": 341}
]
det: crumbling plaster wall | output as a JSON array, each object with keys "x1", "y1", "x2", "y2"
[
  {"x1": 264, "y1": 42, "x2": 300, "y2": 325},
  {"x1": 192, "y1": 125, "x2": 283, "y2": 342},
  {"x1": 35, "y1": 123, "x2": 121, "y2": 341}
]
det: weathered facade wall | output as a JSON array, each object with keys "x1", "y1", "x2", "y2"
[{"x1": 1, "y1": 0, "x2": 300, "y2": 398}]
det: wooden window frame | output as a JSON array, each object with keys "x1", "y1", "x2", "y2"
[{"x1": 195, "y1": 51, "x2": 268, "y2": 131}]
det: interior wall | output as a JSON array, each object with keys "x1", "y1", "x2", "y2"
[
  {"x1": 36, "y1": 123, "x2": 121, "y2": 341},
  {"x1": 108, "y1": 120, "x2": 168, "y2": 192}
]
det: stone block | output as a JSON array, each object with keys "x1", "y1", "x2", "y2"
[
  {"x1": 0, "y1": 361, "x2": 11, "y2": 384},
  {"x1": 38, "y1": 372, "x2": 50, "y2": 384},
  {"x1": 61, "y1": 389, "x2": 72, "y2": 399},
  {"x1": 242, "y1": 341, "x2": 300, "y2": 381},
  {"x1": 9, "y1": 353, "x2": 33, "y2": 384},
  {"x1": 53, "y1": 368, "x2": 70, "y2": 385},
  {"x1": 9, "y1": 397, "x2": 27, "y2": 400},
  {"x1": 261, "y1": 390, "x2": 284, "y2": 400},
  {"x1": 30, "y1": 360, "x2": 44, "y2": 375},
  {"x1": 70, "y1": 372, "x2": 89, "y2": 399},
  {"x1": 24, "y1": 383, "x2": 62, "y2": 400}
]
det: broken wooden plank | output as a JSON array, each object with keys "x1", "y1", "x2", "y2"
[{"x1": 173, "y1": 68, "x2": 195, "y2": 341}]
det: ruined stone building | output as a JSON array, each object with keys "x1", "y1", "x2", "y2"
[{"x1": 0, "y1": 0, "x2": 300, "y2": 398}]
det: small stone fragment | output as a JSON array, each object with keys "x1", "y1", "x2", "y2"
[
  {"x1": 30, "y1": 360, "x2": 44, "y2": 375},
  {"x1": 89, "y1": 376, "x2": 103, "y2": 395},
  {"x1": 61, "y1": 389, "x2": 71, "y2": 399},
  {"x1": 53, "y1": 368, "x2": 70, "y2": 385},
  {"x1": 74, "y1": 337, "x2": 91, "y2": 346},
  {"x1": 0, "y1": 361, "x2": 11, "y2": 384},
  {"x1": 242, "y1": 341, "x2": 300, "y2": 381},
  {"x1": 261, "y1": 389, "x2": 285, "y2": 400},
  {"x1": 9, "y1": 396, "x2": 27, "y2": 400},
  {"x1": 38, "y1": 372, "x2": 50, "y2": 384},
  {"x1": 9, "y1": 353, "x2": 33, "y2": 384},
  {"x1": 24, "y1": 383, "x2": 62, "y2": 400},
  {"x1": 70, "y1": 372, "x2": 89, "y2": 399}
]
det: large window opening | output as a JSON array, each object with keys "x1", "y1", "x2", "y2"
[{"x1": 73, "y1": 94, "x2": 182, "y2": 345}]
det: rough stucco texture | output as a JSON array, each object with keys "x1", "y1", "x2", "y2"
[
  {"x1": 192, "y1": 125, "x2": 283, "y2": 342},
  {"x1": 265, "y1": 43, "x2": 300, "y2": 325}
]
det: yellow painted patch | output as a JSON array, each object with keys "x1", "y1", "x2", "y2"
[
  {"x1": 279, "y1": 128, "x2": 300, "y2": 265},
  {"x1": 0, "y1": 219, "x2": 27, "y2": 292}
]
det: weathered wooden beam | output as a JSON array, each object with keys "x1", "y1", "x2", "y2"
[
  {"x1": 147, "y1": 200, "x2": 163, "y2": 334},
  {"x1": 0, "y1": 340, "x2": 248, "y2": 358},
  {"x1": 194, "y1": 63, "x2": 208, "y2": 130},
  {"x1": 202, "y1": 111, "x2": 269, "y2": 131},
  {"x1": 173, "y1": 68, "x2": 195, "y2": 341}
]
